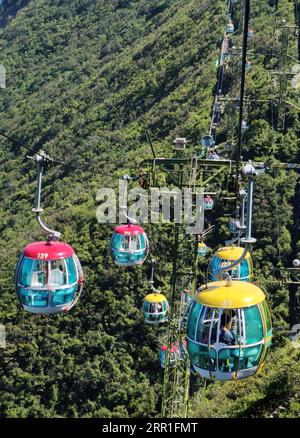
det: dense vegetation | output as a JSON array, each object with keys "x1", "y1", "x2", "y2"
[{"x1": 0, "y1": 0, "x2": 299, "y2": 418}]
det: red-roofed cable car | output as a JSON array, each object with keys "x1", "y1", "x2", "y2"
[
  {"x1": 160, "y1": 343, "x2": 180, "y2": 368},
  {"x1": 15, "y1": 151, "x2": 84, "y2": 314},
  {"x1": 204, "y1": 195, "x2": 214, "y2": 210},
  {"x1": 110, "y1": 175, "x2": 149, "y2": 266},
  {"x1": 198, "y1": 241, "x2": 209, "y2": 256},
  {"x1": 111, "y1": 224, "x2": 149, "y2": 266}
]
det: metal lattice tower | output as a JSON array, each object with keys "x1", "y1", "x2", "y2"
[{"x1": 141, "y1": 154, "x2": 239, "y2": 417}]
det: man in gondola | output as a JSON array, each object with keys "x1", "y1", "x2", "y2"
[{"x1": 219, "y1": 312, "x2": 236, "y2": 345}]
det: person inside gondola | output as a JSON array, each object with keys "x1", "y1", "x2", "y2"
[
  {"x1": 149, "y1": 302, "x2": 163, "y2": 322},
  {"x1": 154, "y1": 302, "x2": 162, "y2": 313},
  {"x1": 219, "y1": 312, "x2": 236, "y2": 345}
]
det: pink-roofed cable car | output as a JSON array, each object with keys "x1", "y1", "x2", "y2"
[
  {"x1": 15, "y1": 241, "x2": 83, "y2": 313},
  {"x1": 110, "y1": 224, "x2": 149, "y2": 266},
  {"x1": 15, "y1": 151, "x2": 84, "y2": 314},
  {"x1": 160, "y1": 343, "x2": 179, "y2": 368},
  {"x1": 204, "y1": 195, "x2": 214, "y2": 210},
  {"x1": 110, "y1": 175, "x2": 149, "y2": 266}
]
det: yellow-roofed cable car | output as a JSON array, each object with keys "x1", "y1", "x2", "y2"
[
  {"x1": 198, "y1": 241, "x2": 209, "y2": 257},
  {"x1": 208, "y1": 246, "x2": 253, "y2": 282},
  {"x1": 226, "y1": 21, "x2": 234, "y2": 33},
  {"x1": 185, "y1": 279, "x2": 272, "y2": 380},
  {"x1": 143, "y1": 292, "x2": 169, "y2": 324}
]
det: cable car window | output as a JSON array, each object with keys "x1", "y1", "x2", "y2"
[
  {"x1": 222, "y1": 308, "x2": 243, "y2": 343},
  {"x1": 31, "y1": 260, "x2": 47, "y2": 287},
  {"x1": 220, "y1": 260, "x2": 239, "y2": 279},
  {"x1": 129, "y1": 236, "x2": 141, "y2": 251},
  {"x1": 187, "y1": 302, "x2": 202, "y2": 340},
  {"x1": 15, "y1": 256, "x2": 23, "y2": 289},
  {"x1": 119, "y1": 235, "x2": 140, "y2": 251},
  {"x1": 218, "y1": 348, "x2": 239, "y2": 372},
  {"x1": 239, "y1": 344, "x2": 263, "y2": 369},
  {"x1": 187, "y1": 301, "x2": 202, "y2": 339},
  {"x1": 111, "y1": 234, "x2": 123, "y2": 250},
  {"x1": 19, "y1": 288, "x2": 48, "y2": 307},
  {"x1": 221, "y1": 260, "x2": 232, "y2": 270},
  {"x1": 244, "y1": 306, "x2": 263, "y2": 344},
  {"x1": 187, "y1": 341, "x2": 209, "y2": 370},
  {"x1": 261, "y1": 301, "x2": 272, "y2": 335},
  {"x1": 210, "y1": 256, "x2": 221, "y2": 273},
  {"x1": 219, "y1": 310, "x2": 237, "y2": 345},
  {"x1": 121, "y1": 236, "x2": 129, "y2": 250},
  {"x1": 209, "y1": 347, "x2": 217, "y2": 371},
  {"x1": 49, "y1": 259, "x2": 67, "y2": 287},
  {"x1": 240, "y1": 260, "x2": 250, "y2": 279},
  {"x1": 210, "y1": 309, "x2": 220, "y2": 344},
  {"x1": 195, "y1": 345, "x2": 210, "y2": 370},
  {"x1": 149, "y1": 302, "x2": 164, "y2": 314},
  {"x1": 143, "y1": 300, "x2": 150, "y2": 313},
  {"x1": 19, "y1": 258, "x2": 35, "y2": 287},
  {"x1": 50, "y1": 285, "x2": 77, "y2": 306},
  {"x1": 139, "y1": 233, "x2": 146, "y2": 249},
  {"x1": 230, "y1": 266, "x2": 239, "y2": 279},
  {"x1": 66, "y1": 257, "x2": 77, "y2": 284}
]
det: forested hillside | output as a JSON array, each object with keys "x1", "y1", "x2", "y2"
[{"x1": 0, "y1": 0, "x2": 299, "y2": 418}]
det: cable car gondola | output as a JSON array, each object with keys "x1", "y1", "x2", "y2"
[
  {"x1": 208, "y1": 246, "x2": 252, "y2": 282},
  {"x1": 185, "y1": 280, "x2": 272, "y2": 380},
  {"x1": 160, "y1": 344, "x2": 179, "y2": 368},
  {"x1": 15, "y1": 151, "x2": 84, "y2": 314},
  {"x1": 201, "y1": 135, "x2": 215, "y2": 149},
  {"x1": 204, "y1": 195, "x2": 214, "y2": 210},
  {"x1": 110, "y1": 175, "x2": 149, "y2": 267},
  {"x1": 241, "y1": 120, "x2": 249, "y2": 132},
  {"x1": 15, "y1": 241, "x2": 83, "y2": 314},
  {"x1": 198, "y1": 242, "x2": 209, "y2": 256},
  {"x1": 110, "y1": 224, "x2": 149, "y2": 266},
  {"x1": 143, "y1": 293, "x2": 169, "y2": 324},
  {"x1": 229, "y1": 219, "x2": 241, "y2": 234},
  {"x1": 226, "y1": 22, "x2": 234, "y2": 33}
]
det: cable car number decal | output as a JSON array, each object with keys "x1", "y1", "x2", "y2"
[{"x1": 37, "y1": 253, "x2": 49, "y2": 259}]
